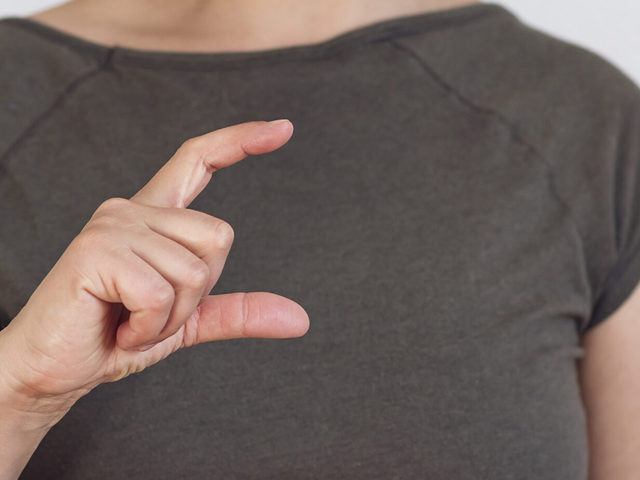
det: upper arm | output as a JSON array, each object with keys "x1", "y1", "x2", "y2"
[{"x1": 579, "y1": 279, "x2": 640, "y2": 480}]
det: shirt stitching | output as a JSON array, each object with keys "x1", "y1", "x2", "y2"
[
  {"x1": 0, "y1": 5, "x2": 512, "y2": 72},
  {"x1": 1, "y1": 21, "x2": 108, "y2": 66},
  {"x1": 387, "y1": 37, "x2": 593, "y2": 329},
  {"x1": 110, "y1": 11, "x2": 504, "y2": 72},
  {"x1": 0, "y1": 48, "x2": 116, "y2": 179}
]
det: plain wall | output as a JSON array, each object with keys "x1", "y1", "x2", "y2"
[{"x1": 0, "y1": 0, "x2": 639, "y2": 86}]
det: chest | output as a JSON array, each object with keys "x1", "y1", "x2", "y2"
[{"x1": 5, "y1": 66, "x2": 589, "y2": 478}]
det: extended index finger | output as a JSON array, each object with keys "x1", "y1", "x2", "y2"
[{"x1": 131, "y1": 119, "x2": 293, "y2": 208}]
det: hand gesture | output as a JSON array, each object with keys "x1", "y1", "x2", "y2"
[{"x1": 0, "y1": 119, "x2": 309, "y2": 412}]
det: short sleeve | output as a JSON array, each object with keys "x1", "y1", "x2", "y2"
[
  {"x1": 583, "y1": 84, "x2": 640, "y2": 333},
  {"x1": 0, "y1": 306, "x2": 10, "y2": 331}
]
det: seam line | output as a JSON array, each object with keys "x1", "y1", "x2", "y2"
[
  {"x1": 0, "y1": 48, "x2": 116, "y2": 178},
  {"x1": 2, "y1": 21, "x2": 109, "y2": 65},
  {"x1": 388, "y1": 38, "x2": 547, "y2": 160},
  {"x1": 589, "y1": 227, "x2": 640, "y2": 331},
  {"x1": 114, "y1": 11, "x2": 500, "y2": 72},
  {"x1": 0, "y1": 6, "x2": 511, "y2": 72},
  {"x1": 387, "y1": 37, "x2": 594, "y2": 323}
]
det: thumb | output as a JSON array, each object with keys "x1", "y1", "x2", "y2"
[{"x1": 186, "y1": 292, "x2": 310, "y2": 345}]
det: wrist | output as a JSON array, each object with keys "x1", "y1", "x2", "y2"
[
  {"x1": 0, "y1": 324, "x2": 85, "y2": 479},
  {"x1": 0, "y1": 325, "x2": 80, "y2": 433}
]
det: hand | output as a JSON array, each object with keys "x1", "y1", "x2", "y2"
[{"x1": 0, "y1": 119, "x2": 309, "y2": 418}]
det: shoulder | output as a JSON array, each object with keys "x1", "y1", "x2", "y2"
[
  {"x1": 0, "y1": 16, "x2": 108, "y2": 75},
  {"x1": 396, "y1": 7, "x2": 640, "y2": 333},
  {"x1": 393, "y1": 7, "x2": 640, "y2": 219},
  {"x1": 393, "y1": 7, "x2": 640, "y2": 146},
  {"x1": 0, "y1": 18, "x2": 109, "y2": 157}
]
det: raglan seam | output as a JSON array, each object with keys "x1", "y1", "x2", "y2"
[
  {"x1": 0, "y1": 21, "x2": 108, "y2": 66},
  {"x1": 0, "y1": 48, "x2": 116, "y2": 178},
  {"x1": 387, "y1": 37, "x2": 594, "y2": 325}
]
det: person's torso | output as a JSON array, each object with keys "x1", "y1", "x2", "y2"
[{"x1": 2, "y1": 3, "x2": 621, "y2": 477}]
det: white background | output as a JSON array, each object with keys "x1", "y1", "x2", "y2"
[{"x1": 1, "y1": 0, "x2": 639, "y2": 86}]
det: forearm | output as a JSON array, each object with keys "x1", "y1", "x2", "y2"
[
  {"x1": 0, "y1": 406, "x2": 51, "y2": 480},
  {"x1": 0, "y1": 327, "x2": 76, "y2": 480}
]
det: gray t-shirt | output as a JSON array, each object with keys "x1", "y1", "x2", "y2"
[{"x1": 2, "y1": 3, "x2": 640, "y2": 478}]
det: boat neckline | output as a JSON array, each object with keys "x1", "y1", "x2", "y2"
[{"x1": 0, "y1": 3, "x2": 512, "y2": 68}]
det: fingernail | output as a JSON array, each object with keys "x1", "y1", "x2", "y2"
[{"x1": 268, "y1": 118, "x2": 290, "y2": 126}]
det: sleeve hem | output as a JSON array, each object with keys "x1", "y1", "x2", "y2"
[{"x1": 582, "y1": 239, "x2": 640, "y2": 334}]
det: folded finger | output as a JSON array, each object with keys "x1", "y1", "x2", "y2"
[{"x1": 128, "y1": 230, "x2": 212, "y2": 344}]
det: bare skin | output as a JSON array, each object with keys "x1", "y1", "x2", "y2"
[
  {"x1": 0, "y1": 1, "x2": 478, "y2": 478},
  {"x1": 29, "y1": 0, "x2": 480, "y2": 53},
  {"x1": 17, "y1": 3, "x2": 640, "y2": 480},
  {"x1": 0, "y1": 120, "x2": 312, "y2": 480}
]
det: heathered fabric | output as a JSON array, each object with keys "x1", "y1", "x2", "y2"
[{"x1": 1, "y1": 3, "x2": 640, "y2": 478}]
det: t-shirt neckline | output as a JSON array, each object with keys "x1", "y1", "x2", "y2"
[{"x1": 1, "y1": 2, "x2": 512, "y2": 69}]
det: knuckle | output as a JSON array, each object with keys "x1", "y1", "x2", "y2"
[
  {"x1": 214, "y1": 220, "x2": 235, "y2": 249},
  {"x1": 97, "y1": 197, "x2": 130, "y2": 215},
  {"x1": 179, "y1": 137, "x2": 207, "y2": 156},
  {"x1": 91, "y1": 197, "x2": 134, "y2": 227},
  {"x1": 183, "y1": 259, "x2": 210, "y2": 289},
  {"x1": 88, "y1": 215, "x2": 120, "y2": 231},
  {"x1": 147, "y1": 282, "x2": 175, "y2": 310},
  {"x1": 72, "y1": 225, "x2": 110, "y2": 253}
]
